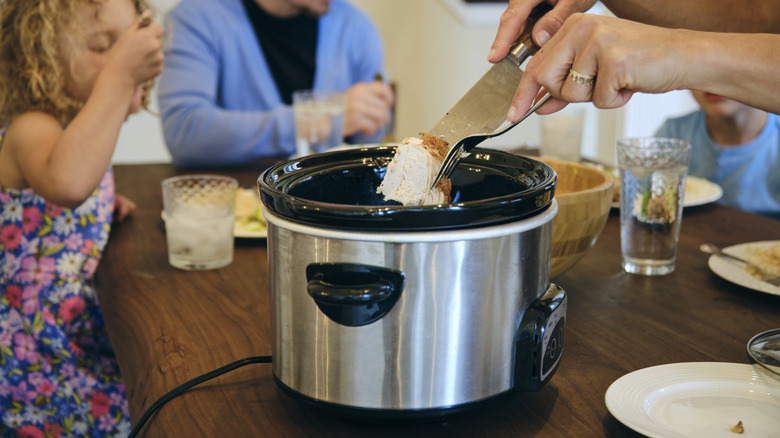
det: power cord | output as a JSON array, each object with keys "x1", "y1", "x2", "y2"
[{"x1": 128, "y1": 355, "x2": 272, "y2": 438}]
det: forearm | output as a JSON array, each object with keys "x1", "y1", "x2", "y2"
[
  {"x1": 41, "y1": 75, "x2": 133, "y2": 204},
  {"x1": 161, "y1": 101, "x2": 295, "y2": 167},
  {"x1": 160, "y1": 9, "x2": 297, "y2": 166},
  {"x1": 679, "y1": 30, "x2": 780, "y2": 113},
  {"x1": 45, "y1": 22, "x2": 161, "y2": 203},
  {"x1": 602, "y1": 0, "x2": 780, "y2": 32},
  {"x1": 508, "y1": 14, "x2": 780, "y2": 121}
]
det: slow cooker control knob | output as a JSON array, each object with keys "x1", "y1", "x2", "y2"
[{"x1": 513, "y1": 284, "x2": 567, "y2": 392}]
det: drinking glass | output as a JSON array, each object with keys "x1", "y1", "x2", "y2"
[
  {"x1": 540, "y1": 104, "x2": 585, "y2": 162},
  {"x1": 617, "y1": 137, "x2": 691, "y2": 275},
  {"x1": 292, "y1": 89, "x2": 346, "y2": 157},
  {"x1": 162, "y1": 175, "x2": 238, "y2": 270}
]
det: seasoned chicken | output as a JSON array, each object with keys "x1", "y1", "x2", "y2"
[{"x1": 377, "y1": 133, "x2": 452, "y2": 206}]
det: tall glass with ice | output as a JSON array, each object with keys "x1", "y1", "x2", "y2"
[
  {"x1": 617, "y1": 138, "x2": 691, "y2": 275},
  {"x1": 162, "y1": 175, "x2": 238, "y2": 270},
  {"x1": 292, "y1": 89, "x2": 346, "y2": 157}
]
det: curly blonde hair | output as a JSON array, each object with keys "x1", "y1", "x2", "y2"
[{"x1": 0, "y1": 0, "x2": 153, "y2": 125}]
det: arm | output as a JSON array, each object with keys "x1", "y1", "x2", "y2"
[
  {"x1": 489, "y1": 0, "x2": 780, "y2": 61},
  {"x1": 158, "y1": 4, "x2": 296, "y2": 167},
  {"x1": 508, "y1": 14, "x2": 780, "y2": 120},
  {"x1": 5, "y1": 18, "x2": 163, "y2": 207},
  {"x1": 601, "y1": 0, "x2": 780, "y2": 33}
]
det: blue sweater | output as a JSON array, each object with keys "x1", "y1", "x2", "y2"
[
  {"x1": 655, "y1": 111, "x2": 780, "y2": 218},
  {"x1": 158, "y1": 0, "x2": 387, "y2": 167}
]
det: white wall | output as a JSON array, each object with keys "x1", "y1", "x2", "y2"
[{"x1": 113, "y1": 0, "x2": 698, "y2": 166}]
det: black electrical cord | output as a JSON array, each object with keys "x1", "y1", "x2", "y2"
[{"x1": 127, "y1": 355, "x2": 272, "y2": 438}]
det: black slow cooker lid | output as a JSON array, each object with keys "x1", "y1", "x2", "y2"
[{"x1": 258, "y1": 146, "x2": 556, "y2": 231}]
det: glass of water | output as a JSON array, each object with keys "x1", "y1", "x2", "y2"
[
  {"x1": 162, "y1": 175, "x2": 238, "y2": 270},
  {"x1": 292, "y1": 89, "x2": 346, "y2": 157},
  {"x1": 617, "y1": 137, "x2": 691, "y2": 275}
]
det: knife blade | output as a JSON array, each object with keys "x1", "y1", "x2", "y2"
[{"x1": 428, "y1": 3, "x2": 551, "y2": 145}]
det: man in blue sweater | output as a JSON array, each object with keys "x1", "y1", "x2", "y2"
[{"x1": 159, "y1": 0, "x2": 394, "y2": 167}]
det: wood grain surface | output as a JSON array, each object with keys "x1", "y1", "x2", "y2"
[{"x1": 96, "y1": 163, "x2": 780, "y2": 437}]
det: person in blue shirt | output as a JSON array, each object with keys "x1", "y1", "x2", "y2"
[
  {"x1": 655, "y1": 91, "x2": 780, "y2": 218},
  {"x1": 158, "y1": 0, "x2": 394, "y2": 167}
]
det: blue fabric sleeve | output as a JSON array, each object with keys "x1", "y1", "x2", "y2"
[{"x1": 158, "y1": 0, "x2": 294, "y2": 167}]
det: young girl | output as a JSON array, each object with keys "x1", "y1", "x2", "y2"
[{"x1": 0, "y1": 0, "x2": 163, "y2": 436}]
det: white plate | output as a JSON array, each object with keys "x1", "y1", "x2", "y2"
[
  {"x1": 684, "y1": 176, "x2": 724, "y2": 207},
  {"x1": 611, "y1": 176, "x2": 723, "y2": 209},
  {"x1": 707, "y1": 241, "x2": 780, "y2": 296},
  {"x1": 605, "y1": 362, "x2": 780, "y2": 438}
]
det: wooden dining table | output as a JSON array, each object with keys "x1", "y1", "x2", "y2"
[{"x1": 96, "y1": 162, "x2": 780, "y2": 437}]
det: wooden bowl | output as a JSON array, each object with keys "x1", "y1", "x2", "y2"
[{"x1": 538, "y1": 157, "x2": 614, "y2": 278}]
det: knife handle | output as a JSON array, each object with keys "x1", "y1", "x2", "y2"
[{"x1": 506, "y1": 2, "x2": 554, "y2": 67}]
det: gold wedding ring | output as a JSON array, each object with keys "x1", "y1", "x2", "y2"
[{"x1": 569, "y1": 69, "x2": 595, "y2": 87}]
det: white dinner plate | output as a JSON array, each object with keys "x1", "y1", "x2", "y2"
[
  {"x1": 707, "y1": 240, "x2": 780, "y2": 296},
  {"x1": 683, "y1": 176, "x2": 724, "y2": 207},
  {"x1": 605, "y1": 362, "x2": 780, "y2": 438},
  {"x1": 611, "y1": 176, "x2": 723, "y2": 209}
]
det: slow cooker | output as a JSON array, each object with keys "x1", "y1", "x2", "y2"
[{"x1": 258, "y1": 146, "x2": 567, "y2": 420}]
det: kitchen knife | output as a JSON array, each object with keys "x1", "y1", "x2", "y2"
[{"x1": 428, "y1": 3, "x2": 551, "y2": 145}]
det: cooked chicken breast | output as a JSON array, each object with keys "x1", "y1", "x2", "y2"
[{"x1": 377, "y1": 134, "x2": 452, "y2": 206}]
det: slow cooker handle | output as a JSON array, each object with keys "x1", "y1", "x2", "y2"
[
  {"x1": 305, "y1": 263, "x2": 405, "y2": 327},
  {"x1": 307, "y1": 274, "x2": 393, "y2": 305}
]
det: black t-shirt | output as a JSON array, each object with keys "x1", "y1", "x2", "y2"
[{"x1": 241, "y1": 0, "x2": 318, "y2": 105}]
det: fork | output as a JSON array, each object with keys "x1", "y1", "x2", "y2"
[
  {"x1": 699, "y1": 243, "x2": 780, "y2": 286},
  {"x1": 430, "y1": 91, "x2": 551, "y2": 190}
]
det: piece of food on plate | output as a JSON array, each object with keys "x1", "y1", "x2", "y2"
[
  {"x1": 377, "y1": 133, "x2": 452, "y2": 206},
  {"x1": 730, "y1": 420, "x2": 744, "y2": 434},
  {"x1": 684, "y1": 176, "x2": 709, "y2": 200},
  {"x1": 234, "y1": 188, "x2": 266, "y2": 233},
  {"x1": 744, "y1": 244, "x2": 780, "y2": 278}
]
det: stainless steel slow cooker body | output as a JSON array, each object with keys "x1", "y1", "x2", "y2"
[{"x1": 258, "y1": 146, "x2": 567, "y2": 419}]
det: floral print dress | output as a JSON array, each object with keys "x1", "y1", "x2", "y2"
[{"x1": 0, "y1": 146, "x2": 130, "y2": 436}]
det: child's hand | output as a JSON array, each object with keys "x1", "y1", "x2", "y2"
[
  {"x1": 103, "y1": 11, "x2": 164, "y2": 88},
  {"x1": 114, "y1": 194, "x2": 137, "y2": 222}
]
